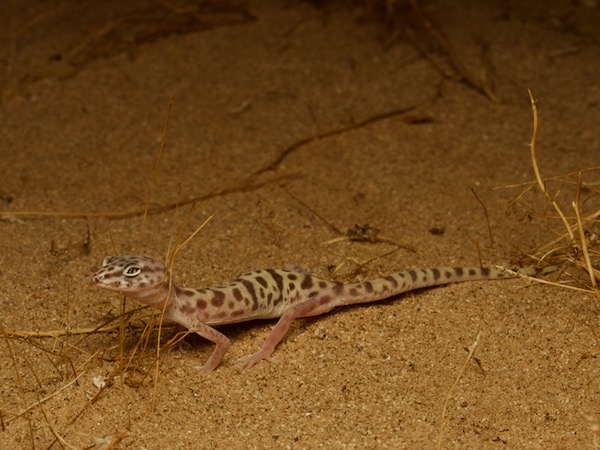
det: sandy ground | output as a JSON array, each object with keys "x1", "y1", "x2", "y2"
[{"x1": 1, "y1": 0, "x2": 600, "y2": 448}]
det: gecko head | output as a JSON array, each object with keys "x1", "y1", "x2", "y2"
[{"x1": 92, "y1": 256, "x2": 170, "y2": 305}]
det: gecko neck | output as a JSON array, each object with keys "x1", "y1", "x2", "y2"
[{"x1": 127, "y1": 277, "x2": 177, "y2": 310}]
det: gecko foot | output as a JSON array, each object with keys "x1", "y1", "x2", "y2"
[
  {"x1": 234, "y1": 353, "x2": 279, "y2": 371},
  {"x1": 196, "y1": 364, "x2": 216, "y2": 374}
]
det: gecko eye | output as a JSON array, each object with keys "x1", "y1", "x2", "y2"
[{"x1": 123, "y1": 265, "x2": 142, "y2": 277}]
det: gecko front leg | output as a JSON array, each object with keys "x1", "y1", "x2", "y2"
[{"x1": 189, "y1": 322, "x2": 232, "y2": 372}]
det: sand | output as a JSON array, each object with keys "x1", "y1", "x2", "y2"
[{"x1": 1, "y1": 1, "x2": 599, "y2": 448}]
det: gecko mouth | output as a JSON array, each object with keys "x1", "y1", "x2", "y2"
[{"x1": 92, "y1": 272, "x2": 128, "y2": 290}]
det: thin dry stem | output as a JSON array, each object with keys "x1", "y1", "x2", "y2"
[
  {"x1": 528, "y1": 89, "x2": 575, "y2": 243},
  {"x1": 139, "y1": 96, "x2": 173, "y2": 245},
  {"x1": 573, "y1": 172, "x2": 599, "y2": 297}
]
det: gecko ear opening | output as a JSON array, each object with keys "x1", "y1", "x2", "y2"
[{"x1": 123, "y1": 265, "x2": 142, "y2": 277}]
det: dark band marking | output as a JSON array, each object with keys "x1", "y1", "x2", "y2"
[
  {"x1": 256, "y1": 276, "x2": 268, "y2": 288},
  {"x1": 454, "y1": 267, "x2": 464, "y2": 277},
  {"x1": 175, "y1": 287, "x2": 196, "y2": 297},
  {"x1": 408, "y1": 270, "x2": 417, "y2": 282},
  {"x1": 431, "y1": 268, "x2": 441, "y2": 281},
  {"x1": 233, "y1": 288, "x2": 243, "y2": 301},
  {"x1": 481, "y1": 267, "x2": 490, "y2": 277},
  {"x1": 469, "y1": 269, "x2": 477, "y2": 276},
  {"x1": 266, "y1": 269, "x2": 284, "y2": 305},
  {"x1": 384, "y1": 275, "x2": 399, "y2": 288},
  {"x1": 239, "y1": 279, "x2": 259, "y2": 311},
  {"x1": 363, "y1": 281, "x2": 373, "y2": 293}
]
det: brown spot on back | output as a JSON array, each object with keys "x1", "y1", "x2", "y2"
[
  {"x1": 211, "y1": 290, "x2": 225, "y2": 307},
  {"x1": 333, "y1": 283, "x2": 345, "y2": 296},
  {"x1": 481, "y1": 267, "x2": 490, "y2": 277},
  {"x1": 319, "y1": 295, "x2": 331, "y2": 304},
  {"x1": 196, "y1": 299, "x2": 207, "y2": 310},
  {"x1": 363, "y1": 281, "x2": 373, "y2": 293},
  {"x1": 181, "y1": 303, "x2": 195, "y2": 315},
  {"x1": 301, "y1": 275, "x2": 314, "y2": 290},
  {"x1": 454, "y1": 267, "x2": 464, "y2": 277}
]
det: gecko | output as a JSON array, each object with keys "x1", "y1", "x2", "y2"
[{"x1": 92, "y1": 255, "x2": 530, "y2": 372}]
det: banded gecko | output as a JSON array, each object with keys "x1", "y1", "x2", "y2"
[{"x1": 93, "y1": 256, "x2": 528, "y2": 372}]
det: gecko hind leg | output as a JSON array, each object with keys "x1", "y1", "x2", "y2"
[{"x1": 235, "y1": 295, "x2": 337, "y2": 371}]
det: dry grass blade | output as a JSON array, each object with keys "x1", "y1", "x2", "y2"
[
  {"x1": 573, "y1": 172, "x2": 599, "y2": 297},
  {"x1": 506, "y1": 89, "x2": 600, "y2": 297},
  {"x1": 527, "y1": 89, "x2": 575, "y2": 243}
]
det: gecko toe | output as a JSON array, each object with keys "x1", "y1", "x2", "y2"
[{"x1": 234, "y1": 353, "x2": 279, "y2": 371}]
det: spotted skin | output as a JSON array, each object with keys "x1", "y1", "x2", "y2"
[{"x1": 93, "y1": 255, "x2": 523, "y2": 372}]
